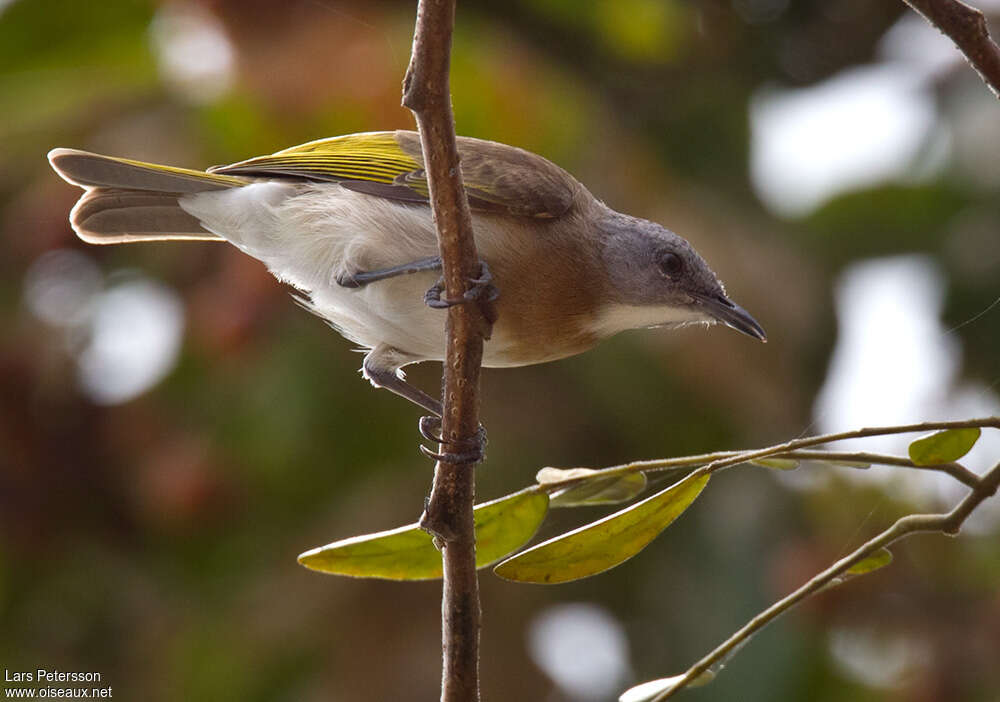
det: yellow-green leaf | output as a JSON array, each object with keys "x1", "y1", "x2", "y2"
[
  {"x1": 494, "y1": 472, "x2": 709, "y2": 584},
  {"x1": 537, "y1": 467, "x2": 648, "y2": 507},
  {"x1": 749, "y1": 457, "x2": 800, "y2": 470},
  {"x1": 619, "y1": 671, "x2": 715, "y2": 702},
  {"x1": 847, "y1": 548, "x2": 893, "y2": 575},
  {"x1": 824, "y1": 547, "x2": 895, "y2": 591},
  {"x1": 908, "y1": 428, "x2": 981, "y2": 465},
  {"x1": 298, "y1": 491, "x2": 549, "y2": 580}
]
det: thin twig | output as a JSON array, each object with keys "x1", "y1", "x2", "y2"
[
  {"x1": 903, "y1": 0, "x2": 1000, "y2": 98},
  {"x1": 777, "y1": 450, "x2": 979, "y2": 487},
  {"x1": 700, "y1": 417, "x2": 997, "y2": 477},
  {"x1": 402, "y1": 1, "x2": 488, "y2": 700},
  {"x1": 536, "y1": 418, "x2": 997, "y2": 493},
  {"x1": 651, "y1": 460, "x2": 1000, "y2": 701}
]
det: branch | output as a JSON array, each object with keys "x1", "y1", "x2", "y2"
[
  {"x1": 537, "y1": 418, "x2": 998, "y2": 493},
  {"x1": 903, "y1": 0, "x2": 1000, "y2": 97},
  {"x1": 652, "y1": 459, "x2": 1000, "y2": 700},
  {"x1": 775, "y1": 450, "x2": 980, "y2": 487},
  {"x1": 523, "y1": 419, "x2": 997, "y2": 698},
  {"x1": 403, "y1": 1, "x2": 490, "y2": 700},
  {"x1": 517, "y1": 420, "x2": 997, "y2": 699},
  {"x1": 696, "y1": 417, "x2": 998, "y2": 476}
]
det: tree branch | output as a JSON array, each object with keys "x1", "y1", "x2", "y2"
[
  {"x1": 775, "y1": 449, "x2": 980, "y2": 487},
  {"x1": 403, "y1": 1, "x2": 489, "y2": 700},
  {"x1": 525, "y1": 419, "x2": 998, "y2": 699},
  {"x1": 651, "y1": 458, "x2": 1000, "y2": 700},
  {"x1": 903, "y1": 0, "x2": 1000, "y2": 97},
  {"x1": 700, "y1": 417, "x2": 999, "y2": 476},
  {"x1": 537, "y1": 418, "x2": 998, "y2": 494}
]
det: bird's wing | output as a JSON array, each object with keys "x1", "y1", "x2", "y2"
[{"x1": 210, "y1": 130, "x2": 578, "y2": 219}]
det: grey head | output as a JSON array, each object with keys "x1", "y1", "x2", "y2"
[{"x1": 595, "y1": 210, "x2": 766, "y2": 341}]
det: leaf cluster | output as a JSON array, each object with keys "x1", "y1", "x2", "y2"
[{"x1": 299, "y1": 421, "x2": 996, "y2": 698}]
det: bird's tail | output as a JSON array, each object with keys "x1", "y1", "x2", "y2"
[{"x1": 47, "y1": 148, "x2": 247, "y2": 244}]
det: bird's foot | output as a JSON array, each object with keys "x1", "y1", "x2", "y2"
[
  {"x1": 424, "y1": 261, "x2": 499, "y2": 330},
  {"x1": 418, "y1": 415, "x2": 488, "y2": 465}
]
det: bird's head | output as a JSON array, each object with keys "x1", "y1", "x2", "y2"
[{"x1": 593, "y1": 211, "x2": 766, "y2": 342}]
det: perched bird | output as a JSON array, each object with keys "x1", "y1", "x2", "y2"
[{"x1": 48, "y1": 131, "x2": 765, "y2": 417}]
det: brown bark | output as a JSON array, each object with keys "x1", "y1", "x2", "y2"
[{"x1": 402, "y1": 1, "x2": 490, "y2": 700}]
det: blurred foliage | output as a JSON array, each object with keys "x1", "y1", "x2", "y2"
[{"x1": 1, "y1": 0, "x2": 998, "y2": 701}]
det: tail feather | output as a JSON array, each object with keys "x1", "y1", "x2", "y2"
[
  {"x1": 71, "y1": 189, "x2": 223, "y2": 244},
  {"x1": 48, "y1": 148, "x2": 245, "y2": 244},
  {"x1": 48, "y1": 148, "x2": 246, "y2": 192}
]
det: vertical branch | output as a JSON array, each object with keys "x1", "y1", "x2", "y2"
[{"x1": 402, "y1": 1, "x2": 488, "y2": 700}]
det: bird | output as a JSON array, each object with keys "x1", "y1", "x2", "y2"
[{"x1": 48, "y1": 130, "x2": 766, "y2": 420}]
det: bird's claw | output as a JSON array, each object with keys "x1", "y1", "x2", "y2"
[
  {"x1": 424, "y1": 261, "x2": 499, "y2": 326},
  {"x1": 419, "y1": 415, "x2": 444, "y2": 444},
  {"x1": 419, "y1": 416, "x2": 487, "y2": 465}
]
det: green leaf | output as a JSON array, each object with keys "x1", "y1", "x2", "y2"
[
  {"x1": 749, "y1": 457, "x2": 800, "y2": 470},
  {"x1": 537, "y1": 467, "x2": 648, "y2": 507},
  {"x1": 619, "y1": 671, "x2": 715, "y2": 702},
  {"x1": 298, "y1": 491, "x2": 549, "y2": 580},
  {"x1": 846, "y1": 548, "x2": 893, "y2": 575},
  {"x1": 908, "y1": 428, "x2": 981, "y2": 466},
  {"x1": 824, "y1": 547, "x2": 895, "y2": 591},
  {"x1": 494, "y1": 472, "x2": 709, "y2": 584}
]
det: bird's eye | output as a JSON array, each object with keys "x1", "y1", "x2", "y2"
[{"x1": 658, "y1": 252, "x2": 683, "y2": 279}]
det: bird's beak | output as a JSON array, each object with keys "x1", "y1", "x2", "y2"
[{"x1": 694, "y1": 293, "x2": 767, "y2": 342}]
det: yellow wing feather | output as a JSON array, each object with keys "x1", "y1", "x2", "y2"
[
  {"x1": 211, "y1": 130, "x2": 577, "y2": 218},
  {"x1": 212, "y1": 132, "x2": 421, "y2": 185}
]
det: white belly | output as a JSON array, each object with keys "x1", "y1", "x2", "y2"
[
  {"x1": 309, "y1": 270, "x2": 448, "y2": 359},
  {"x1": 180, "y1": 182, "x2": 517, "y2": 365}
]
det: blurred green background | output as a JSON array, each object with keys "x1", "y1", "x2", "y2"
[{"x1": 2, "y1": 0, "x2": 1000, "y2": 700}]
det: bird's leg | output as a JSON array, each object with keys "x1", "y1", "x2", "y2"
[
  {"x1": 363, "y1": 345, "x2": 487, "y2": 465},
  {"x1": 336, "y1": 255, "x2": 499, "y2": 331},
  {"x1": 424, "y1": 260, "x2": 499, "y2": 330},
  {"x1": 362, "y1": 346, "x2": 442, "y2": 415},
  {"x1": 336, "y1": 256, "x2": 443, "y2": 288}
]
